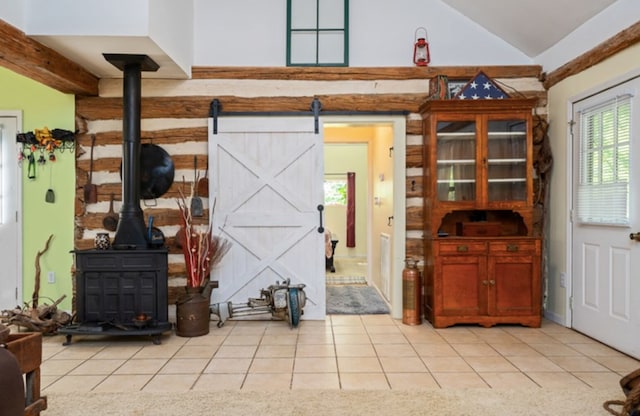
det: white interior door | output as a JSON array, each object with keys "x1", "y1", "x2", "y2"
[
  {"x1": 209, "y1": 116, "x2": 325, "y2": 319},
  {"x1": 571, "y1": 79, "x2": 640, "y2": 359},
  {"x1": 0, "y1": 113, "x2": 22, "y2": 310}
]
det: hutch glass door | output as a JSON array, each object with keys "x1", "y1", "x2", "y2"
[
  {"x1": 436, "y1": 120, "x2": 476, "y2": 202},
  {"x1": 487, "y1": 119, "x2": 527, "y2": 202}
]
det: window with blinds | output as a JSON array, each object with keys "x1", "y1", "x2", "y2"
[{"x1": 576, "y1": 94, "x2": 631, "y2": 225}]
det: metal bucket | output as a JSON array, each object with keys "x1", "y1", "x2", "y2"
[{"x1": 175, "y1": 288, "x2": 210, "y2": 337}]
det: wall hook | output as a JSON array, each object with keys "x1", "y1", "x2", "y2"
[
  {"x1": 388, "y1": 147, "x2": 394, "y2": 157},
  {"x1": 387, "y1": 216, "x2": 394, "y2": 226}
]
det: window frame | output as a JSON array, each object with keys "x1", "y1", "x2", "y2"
[
  {"x1": 575, "y1": 94, "x2": 632, "y2": 226},
  {"x1": 286, "y1": 0, "x2": 349, "y2": 67}
]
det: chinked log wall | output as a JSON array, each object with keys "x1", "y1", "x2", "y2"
[{"x1": 74, "y1": 66, "x2": 547, "y2": 304}]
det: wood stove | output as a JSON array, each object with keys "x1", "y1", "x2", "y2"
[{"x1": 60, "y1": 55, "x2": 172, "y2": 345}]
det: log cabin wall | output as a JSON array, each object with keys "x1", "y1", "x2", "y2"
[{"x1": 74, "y1": 66, "x2": 547, "y2": 304}]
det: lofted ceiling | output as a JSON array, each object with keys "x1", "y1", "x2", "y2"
[
  {"x1": 26, "y1": 0, "x2": 619, "y2": 80},
  {"x1": 442, "y1": 0, "x2": 618, "y2": 57}
]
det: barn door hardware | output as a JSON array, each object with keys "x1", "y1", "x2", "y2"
[
  {"x1": 209, "y1": 99, "x2": 221, "y2": 134},
  {"x1": 317, "y1": 204, "x2": 325, "y2": 233},
  {"x1": 209, "y1": 98, "x2": 322, "y2": 133},
  {"x1": 311, "y1": 97, "x2": 322, "y2": 134}
]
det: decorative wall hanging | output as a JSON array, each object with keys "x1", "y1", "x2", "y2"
[
  {"x1": 429, "y1": 75, "x2": 449, "y2": 100},
  {"x1": 16, "y1": 127, "x2": 75, "y2": 164}
]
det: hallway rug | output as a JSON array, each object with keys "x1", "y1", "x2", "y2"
[
  {"x1": 326, "y1": 285, "x2": 390, "y2": 314},
  {"x1": 326, "y1": 275, "x2": 367, "y2": 285}
]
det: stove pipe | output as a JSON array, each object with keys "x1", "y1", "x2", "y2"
[{"x1": 103, "y1": 54, "x2": 159, "y2": 249}]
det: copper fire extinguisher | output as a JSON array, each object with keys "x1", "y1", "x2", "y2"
[{"x1": 402, "y1": 258, "x2": 422, "y2": 325}]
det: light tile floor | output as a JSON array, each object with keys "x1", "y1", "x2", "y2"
[
  {"x1": 38, "y1": 315, "x2": 639, "y2": 393},
  {"x1": 33, "y1": 258, "x2": 639, "y2": 394}
]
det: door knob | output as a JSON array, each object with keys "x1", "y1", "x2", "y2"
[{"x1": 630, "y1": 232, "x2": 640, "y2": 242}]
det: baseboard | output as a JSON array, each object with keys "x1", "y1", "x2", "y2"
[{"x1": 544, "y1": 310, "x2": 568, "y2": 327}]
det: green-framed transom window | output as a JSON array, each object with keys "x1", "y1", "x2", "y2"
[{"x1": 287, "y1": 0, "x2": 349, "y2": 67}]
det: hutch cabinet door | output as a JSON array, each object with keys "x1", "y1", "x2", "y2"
[
  {"x1": 435, "y1": 240, "x2": 488, "y2": 318},
  {"x1": 487, "y1": 239, "x2": 541, "y2": 324},
  {"x1": 437, "y1": 255, "x2": 486, "y2": 317},
  {"x1": 488, "y1": 255, "x2": 539, "y2": 317}
]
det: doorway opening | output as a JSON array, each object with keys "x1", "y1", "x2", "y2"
[{"x1": 322, "y1": 117, "x2": 406, "y2": 318}]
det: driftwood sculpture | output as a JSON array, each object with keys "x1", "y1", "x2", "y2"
[{"x1": 1, "y1": 234, "x2": 71, "y2": 333}]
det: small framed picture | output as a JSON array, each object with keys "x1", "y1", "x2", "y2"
[{"x1": 447, "y1": 80, "x2": 468, "y2": 99}]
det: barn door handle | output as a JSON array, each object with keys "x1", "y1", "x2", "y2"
[
  {"x1": 317, "y1": 205, "x2": 324, "y2": 233},
  {"x1": 630, "y1": 232, "x2": 640, "y2": 242}
]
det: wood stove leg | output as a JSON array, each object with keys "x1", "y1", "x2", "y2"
[
  {"x1": 62, "y1": 334, "x2": 72, "y2": 346},
  {"x1": 152, "y1": 335, "x2": 161, "y2": 345}
]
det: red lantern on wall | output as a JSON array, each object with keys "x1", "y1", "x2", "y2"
[{"x1": 413, "y1": 27, "x2": 430, "y2": 67}]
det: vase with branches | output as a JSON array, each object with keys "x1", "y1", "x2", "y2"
[
  {"x1": 176, "y1": 189, "x2": 231, "y2": 292},
  {"x1": 175, "y1": 187, "x2": 231, "y2": 337}
]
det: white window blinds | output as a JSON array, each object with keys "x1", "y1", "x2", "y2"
[{"x1": 576, "y1": 94, "x2": 631, "y2": 225}]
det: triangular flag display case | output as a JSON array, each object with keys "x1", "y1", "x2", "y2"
[{"x1": 453, "y1": 71, "x2": 510, "y2": 100}]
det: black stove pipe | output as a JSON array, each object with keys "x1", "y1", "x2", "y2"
[{"x1": 103, "y1": 54, "x2": 159, "y2": 249}]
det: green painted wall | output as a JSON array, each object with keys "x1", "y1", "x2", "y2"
[{"x1": 0, "y1": 67, "x2": 75, "y2": 311}]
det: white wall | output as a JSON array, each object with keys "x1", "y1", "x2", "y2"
[
  {"x1": 546, "y1": 43, "x2": 640, "y2": 324},
  {"x1": 0, "y1": 0, "x2": 24, "y2": 28},
  {"x1": 149, "y1": 0, "x2": 194, "y2": 76},
  {"x1": 193, "y1": 0, "x2": 531, "y2": 67},
  {"x1": 535, "y1": 0, "x2": 640, "y2": 72},
  {"x1": 24, "y1": 0, "x2": 149, "y2": 35}
]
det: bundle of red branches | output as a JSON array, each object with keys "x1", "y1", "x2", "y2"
[{"x1": 176, "y1": 190, "x2": 231, "y2": 289}]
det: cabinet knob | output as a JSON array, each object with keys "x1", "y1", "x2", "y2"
[
  {"x1": 457, "y1": 245, "x2": 468, "y2": 252},
  {"x1": 489, "y1": 280, "x2": 496, "y2": 286},
  {"x1": 506, "y1": 244, "x2": 519, "y2": 252},
  {"x1": 630, "y1": 232, "x2": 640, "y2": 242},
  {"x1": 482, "y1": 280, "x2": 489, "y2": 286}
]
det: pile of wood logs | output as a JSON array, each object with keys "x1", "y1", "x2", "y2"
[
  {"x1": 1, "y1": 295, "x2": 71, "y2": 334},
  {"x1": 1, "y1": 234, "x2": 72, "y2": 334}
]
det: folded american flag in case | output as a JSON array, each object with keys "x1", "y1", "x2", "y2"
[{"x1": 454, "y1": 71, "x2": 510, "y2": 100}]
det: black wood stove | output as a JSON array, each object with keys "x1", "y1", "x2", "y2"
[{"x1": 60, "y1": 54, "x2": 172, "y2": 345}]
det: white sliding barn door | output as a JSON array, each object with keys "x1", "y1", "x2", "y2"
[{"x1": 209, "y1": 116, "x2": 325, "y2": 320}]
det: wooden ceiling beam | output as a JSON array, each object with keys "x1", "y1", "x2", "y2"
[
  {"x1": 0, "y1": 20, "x2": 98, "y2": 96},
  {"x1": 192, "y1": 65, "x2": 543, "y2": 81}
]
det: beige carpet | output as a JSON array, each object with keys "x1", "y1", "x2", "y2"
[{"x1": 45, "y1": 388, "x2": 623, "y2": 415}]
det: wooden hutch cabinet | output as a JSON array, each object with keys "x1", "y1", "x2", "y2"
[{"x1": 421, "y1": 99, "x2": 542, "y2": 328}]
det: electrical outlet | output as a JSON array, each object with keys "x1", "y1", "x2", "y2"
[
  {"x1": 560, "y1": 272, "x2": 566, "y2": 288},
  {"x1": 47, "y1": 271, "x2": 55, "y2": 284}
]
